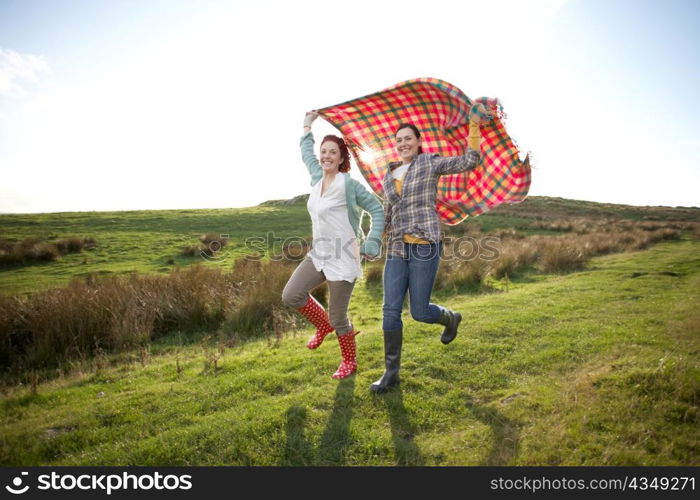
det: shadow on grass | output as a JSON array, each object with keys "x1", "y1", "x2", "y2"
[
  {"x1": 318, "y1": 376, "x2": 356, "y2": 465},
  {"x1": 282, "y1": 405, "x2": 314, "y2": 466},
  {"x1": 379, "y1": 386, "x2": 424, "y2": 466},
  {"x1": 281, "y1": 376, "x2": 356, "y2": 466},
  {"x1": 466, "y1": 397, "x2": 520, "y2": 466}
]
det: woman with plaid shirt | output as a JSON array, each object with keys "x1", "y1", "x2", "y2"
[{"x1": 371, "y1": 103, "x2": 488, "y2": 393}]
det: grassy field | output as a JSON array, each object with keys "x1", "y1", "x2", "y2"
[
  {"x1": 0, "y1": 196, "x2": 699, "y2": 465},
  {"x1": 2, "y1": 195, "x2": 697, "y2": 296},
  {"x1": 0, "y1": 203, "x2": 310, "y2": 295}
]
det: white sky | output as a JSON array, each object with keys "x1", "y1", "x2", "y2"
[{"x1": 1, "y1": 0, "x2": 699, "y2": 213}]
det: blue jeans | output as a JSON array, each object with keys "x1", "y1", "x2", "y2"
[{"x1": 382, "y1": 242, "x2": 446, "y2": 332}]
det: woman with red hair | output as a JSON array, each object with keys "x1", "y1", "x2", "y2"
[{"x1": 282, "y1": 112, "x2": 384, "y2": 379}]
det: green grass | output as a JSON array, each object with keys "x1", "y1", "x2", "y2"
[
  {"x1": 1, "y1": 240, "x2": 698, "y2": 465},
  {"x1": 1, "y1": 196, "x2": 698, "y2": 465},
  {"x1": 0, "y1": 204, "x2": 310, "y2": 295},
  {"x1": 2, "y1": 195, "x2": 698, "y2": 295}
]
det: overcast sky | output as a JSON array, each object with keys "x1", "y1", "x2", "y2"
[{"x1": 1, "y1": 0, "x2": 698, "y2": 213}]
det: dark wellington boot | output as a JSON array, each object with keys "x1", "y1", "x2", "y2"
[
  {"x1": 370, "y1": 329, "x2": 403, "y2": 394},
  {"x1": 439, "y1": 308, "x2": 462, "y2": 345}
]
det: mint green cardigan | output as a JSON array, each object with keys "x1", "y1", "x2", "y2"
[{"x1": 300, "y1": 132, "x2": 384, "y2": 258}]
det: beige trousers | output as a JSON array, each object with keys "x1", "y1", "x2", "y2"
[{"x1": 282, "y1": 255, "x2": 356, "y2": 334}]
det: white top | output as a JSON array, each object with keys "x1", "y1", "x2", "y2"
[
  {"x1": 393, "y1": 163, "x2": 410, "y2": 181},
  {"x1": 306, "y1": 174, "x2": 362, "y2": 282}
]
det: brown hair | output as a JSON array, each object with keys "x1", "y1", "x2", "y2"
[
  {"x1": 320, "y1": 135, "x2": 351, "y2": 173},
  {"x1": 394, "y1": 123, "x2": 424, "y2": 154}
]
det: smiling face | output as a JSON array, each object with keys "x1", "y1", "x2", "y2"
[
  {"x1": 320, "y1": 140, "x2": 343, "y2": 173},
  {"x1": 395, "y1": 126, "x2": 421, "y2": 164}
]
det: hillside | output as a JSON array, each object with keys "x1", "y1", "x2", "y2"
[
  {"x1": 1, "y1": 195, "x2": 698, "y2": 295},
  {"x1": 0, "y1": 195, "x2": 698, "y2": 466},
  {"x1": 1, "y1": 240, "x2": 698, "y2": 465}
]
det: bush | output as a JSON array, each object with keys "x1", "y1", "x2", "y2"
[
  {"x1": 180, "y1": 234, "x2": 229, "y2": 258},
  {"x1": 0, "y1": 257, "x2": 299, "y2": 375},
  {"x1": 0, "y1": 236, "x2": 96, "y2": 267},
  {"x1": 483, "y1": 238, "x2": 539, "y2": 280},
  {"x1": 181, "y1": 245, "x2": 201, "y2": 257},
  {"x1": 435, "y1": 255, "x2": 490, "y2": 291},
  {"x1": 540, "y1": 239, "x2": 587, "y2": 273},
  {"x1": 222, "y1": 258, "x2": 296, "y2": 341},
  {"x1": 199, "y1": 233, "x2": 228, "y2": 257}
]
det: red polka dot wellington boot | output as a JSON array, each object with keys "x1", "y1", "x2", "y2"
[
  {"x1": 297, "y1": 295, "x2": 335, "y2": 349},
  {"x1": 332, "y1": 329, "x2": 359, "y2": 380}
]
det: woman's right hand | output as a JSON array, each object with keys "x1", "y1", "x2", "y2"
[
  {"x1": 469, "y1": 103, "x2": 491, "y2": 122},
  {"x1": 303, "y1": 111, "x2": 319, "y2": 129}
]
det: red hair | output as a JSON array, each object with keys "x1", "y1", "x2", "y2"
[{"x1": 321, "y1": 135, "x2": 351, "y2": 173}]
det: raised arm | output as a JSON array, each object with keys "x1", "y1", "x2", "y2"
[
  {"x1": 431, "y1": 150, "x2": 481, "y2": 176},
  {"x1": 433, "y1": 103, "x2": 489, "y2": 176},
  {"x1": 300, "y1": 112, "x2": 322, "y2": 185},
  {"x1": 354, "y1": 184, "x2": 385, "y2": 259}
]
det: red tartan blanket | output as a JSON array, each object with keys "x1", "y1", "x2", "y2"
[{"x1": 316, "y1": 78, "x2": 531, "y2": 225}]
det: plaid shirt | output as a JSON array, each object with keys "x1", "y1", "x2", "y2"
[{"x1": 383, "y1": 150, "x2": 481, "y2": 257}]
